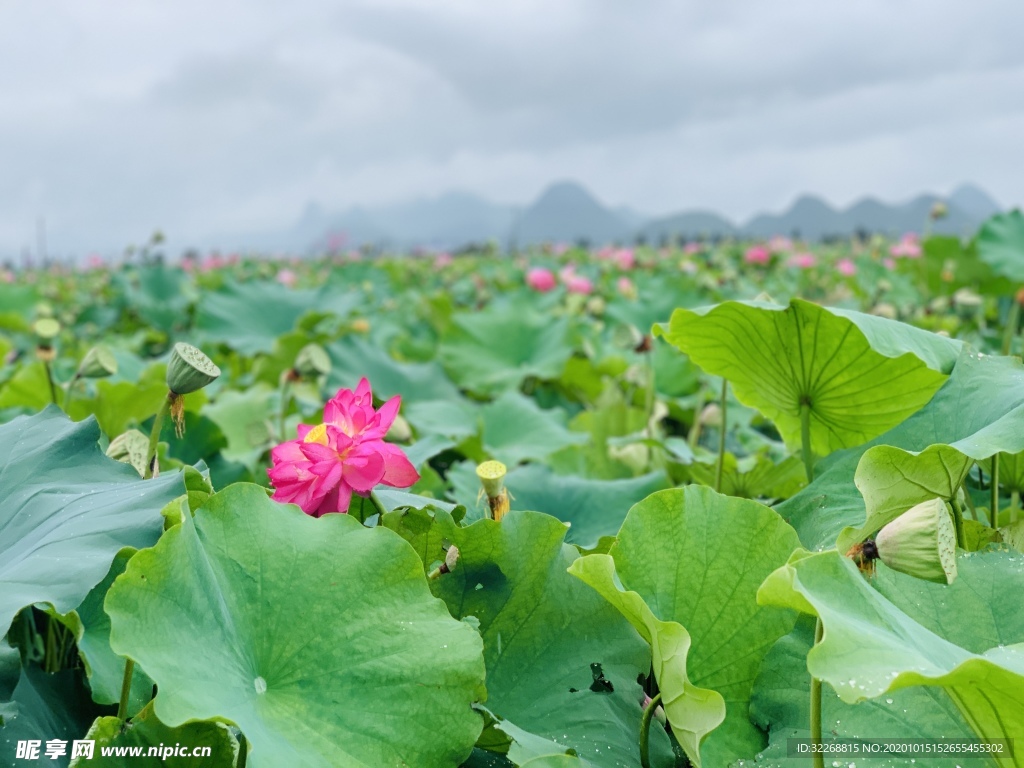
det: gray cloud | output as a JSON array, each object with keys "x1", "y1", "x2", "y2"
[{"x1": 0, "y1": 0, "x2": 1021, "y2": 254}]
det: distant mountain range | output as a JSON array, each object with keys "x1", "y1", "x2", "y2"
[{"x1": 212, "y1": 181, "x2": 1003, "y2": 253}]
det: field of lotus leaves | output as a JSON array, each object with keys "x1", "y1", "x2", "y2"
[{"x1": 2, "y1": 211, "x2": 1024, "y2": 768}]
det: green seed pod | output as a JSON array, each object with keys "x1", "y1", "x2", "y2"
[
  {"x1": 106, "y1": 429, "x2": 150, "y2": 477},
  {"x1": 33, "y1": 317, "x2": 60, "y2": 341},
  {"x1": 166, "y1": 342, "x2": 220, "y2": 395},
  {"x1": 77, "y1": 345, "x2": 118, "y2": 379},
  {"x1": 476, "y1": 460, "x2": 507, "y2": 499},
  {"x1": 875, "y1": 498, "x2": 958, "y2": 584},
  {"x1": 294, "y1": 343, "x2": 331, "y2": 379}
]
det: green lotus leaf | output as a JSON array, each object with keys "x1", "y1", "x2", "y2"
[
  {"x1": 0, "y1": 362, "x2": 53, "y2": 412},
  {"x1": 571, "y1": 487, "x2": 801, "y2": 767},
  {"x1": 327, "y1": 335, "x2": 461, "y2": 403},
  {"x1": 740, "y1": 616, "x2": 976, "y2": 768},
  {"x1": 779, "y1": 349, "x2": 1024, "y2": 550},
  {"x1": 0, "y1": 283, "x2": 39, "y2": 331},
  {"x1": 688, "y1": 454, "x2": 805, "y2": 501},
  {"x1": 0, "y1": 408, "x2": 184, "y2": 639},
  {"x1": 479, "y1": 392, "x2": 587, "y2": 465},
  {"x1": 439, "y1": 300, "x2": 574, "y2": 396},
  {"x1": 404, "y1": 398, "x2": 481, "y2": 439},
  {"x1": 53, "y1": 548, "x2": 154, "y2": 715},
  {"x1": 757, "y1": 547, "x2": 1024, "y2": 762},
  {"x1": 384, "y1": 508, "x2": 674, "y2": 767},
  {"x1": 977, "y1": 209, "x2": 1024, "y2": 282},
  {"x1": 201, "y1": 385, "x2": 275, "y2": 470},
  {"x1": 105, "y1": 483, "x2": 486, "y2": 768},
  {"x1": 72, "y1": 703, "x2": 237, "y2": 767},
  {"x1": 446, "y1": 461, "x2": 671, "y2": 548},
  {"x1": 655, "y1": 298, "x2": 960, "y2": 457},
  {"x1": 196, "y1": 280, "x2": 354, "y2": 355},
  {"x1": 1, "y1": 666, "x2": 103, "y2": 768}
]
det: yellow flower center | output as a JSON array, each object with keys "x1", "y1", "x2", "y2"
[{"x1": 303, "y1": 423, "x2": 329, "y2": 446}]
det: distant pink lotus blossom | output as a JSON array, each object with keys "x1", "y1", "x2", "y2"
[
  {"x1": 526, "y1": 267, "x2": 557, "y2": 292},
  {"x1": 268, "y1": 378, "x2": 419, "y2": 517},
  {"x1": 552, "y1": 242, "x2": 570, "y2": 255},
  {"x1": 276, "y1": 268, "x2": 297, "y2": 288},
  {"x1": 559, "y1": 264, "x2": 578, "y2": 283},
  {"x1": 200, "y1": 253, "x2": 225, "y2": 272},
  {"x1": 883, "y1": 257, "x2": 896, "y2": 270},
  {"x1": 788, "y1": 253, "x2": 817, "y2": 269},
  {"x1": 837, "y1": 258, "x2": 857, "y2": 276},
  {"x1": 684, "y1": 242, "x2": 704, "y2": 255},
  {"x1": 744, "y1": 245, "x2": 771, "y2": 265},
  {"x1": 596, "y1": 246, "x2": 615, "y2": 260},
  {"x1": 565, "y1": 275, "x2": 594, "y2": 294},
  {"x1": 680, "y1": 260, "x2": 698, "y2": 274},
  {"x1": 769, "y1": 236, "x2": 793, "y2": 253},
  {"x1": 616, "y1": 276, "x2": 636, "y2": 297},
  {"x1": 85, "y1": 253, "x2": 105, "y2": 271},
  {"x1": 433, "y1": 252, "x2": 454, "y2": 269},
  {"x1": 613, "y1": 248, "x2": 635, "y2": 270},
  {"x1": 0, "y1": 270, "x2": 13, "y2": 284},
  {"x1": 890, "y1": 233, "x2": 922, "y2": 258}
]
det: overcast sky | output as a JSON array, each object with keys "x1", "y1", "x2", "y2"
[{"x1": 2, "y1": 0, "x2": 1023, "y2": 254}]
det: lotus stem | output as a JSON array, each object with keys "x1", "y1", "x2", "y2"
[
  {"x1": 715, "y1": 378, "x2": 728, "y2": 493},
  {"x1": 43, "y1": 361, "x2": 59, "y2": 406},
  {"x1": 990, "y1": 458, "x2": 999, "y2": 527},
  {"x1": 950, "y1": 497, "x2": 966, "y2": 549},
  {"x1": 144, "y1": 394, "x2": 172, "y2": 480},
  {"x1": 810, "y1": 617, "x2": 824, "y2": 768},
  {"x1": 1001, "y1": 299, "x2": 1020, "y2": 356},
  {"x1": 278, "y1": 373, "x2": 293, "y2": 443},
  {"x1": 639, "y1": 691, "x2": 662, "y2": 768},
  {"x1": 800, "y1": 400, "x2": 814, "y2": 483},
  {"x1": 1011, "y1": 490, "x2": 1019, "y2": 525},
  {"x1": 62, "y1": 374, "x2": 80, "y2": 412},
  {"x1": 117, "y1": 659, "x2": 135, "y2": 721}
]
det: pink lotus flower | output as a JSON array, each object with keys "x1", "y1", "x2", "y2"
[
  {"x1": 433, "y1": 252, "x2": 454, "y2": 270},
  {"x1": 612, "y1": 248, "x2": 635, "y2": 270},
  {"x1": 744, "y1": 245, "x2": 771, "y2": 265},
  {"x1": 883, "y1": 257, "x2": 896, "y2": 270},
  {"x1": 526, "y1": 267, "x2": 557, "y2": 292},
  {"x1": 684, "y1": 242, "x2": 704, "y2": 255},
  {"x1": 268, "y1": 378, "x2": 419, "y2": 517},
  {"x1": 769, "y1": 236, "x2": 793, "y2": 253},
  {"x1": 837, "y1": 258, "x2": 857, "y2": 276},
  {"x1": 890, "y1": 234, "x2": 922, "y2": 258},
  {"x1": 616, "y1": 276, "x2": 636, "y2": 298},
  {"x1": 565, "y1": 275, "x2": 594, "y2": 294},
  {"x1": 276, "y1": 268, "x2": 297, "y2": 288},
  {"x1": 788, "y1": 252, "x2": 817, "y2": 269}
]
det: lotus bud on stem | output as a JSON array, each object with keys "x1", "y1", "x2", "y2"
[
  {"x1": 846, "y1": 498, "x2": 958, "y2": 585},
  {"x1": 476, "y1": 460, "x2": 510, "y2": 521},
  {"x1": 66, "y1": 345, "x2": 117, "y2": 410},
  {"x1": 428, "y1": 545, "x2": 459, "y2": 580}
]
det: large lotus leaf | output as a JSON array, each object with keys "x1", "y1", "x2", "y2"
[
  {"x1": 1, "y1": 637, "x2": 20, "y2": 725},
  {"x1": 0, "y1": 362, "x2": 53, "y2": 412},
  {"x1": 572, "y1": 487, "x2": 800, "y2": 767},
  {"x1": 977, "y1": 210, "x2": 1024, "y2": 282},
  {"x1": 326, "y1": 335, "x2": 461, "y2": 403},
  {"x1": 1, "y1": 666, "x2": 103, "y2": 768},
  {"x1": 446, "y1": 461, "x2": 671, "y2": 548},
  {"x1": 383, "y1": 508, "x2": 674, "y2": 767},
  {"x1": 758, "y1": 548, "x2": 1024, "y2": 761},
  {"x1": 0, "y1": 408, "x2": 184, "y2": 638},
  {"x1": 479, "y1": 392, "x2": 587, "y2": 465},
  {"x1": 569, "y1": 554, "x2": 725, "y2": 766},
  {"x1": 105, "y1": 483, "x2": 486, "y2": 768},
  {"x1": 741, "y1": 616, "x2": 976, "y2": 768},
  {"x1": 405, "y1": 398, "x2": 482, "y2": 440},
  {"x1": 122, "y1": 265, "x2": 192, "y2": 332},
  {"x1": 439, "y1": 301, "x2": 574, "y2": 396},
  {"x1": 53, "y1": 549, "x2": 154, "y2": 715},
  {"x1": 655, "y1": 299, "x2": 960, "y2": 456},
  {"x1": 195, "y1": 280, "x2": 320, "y2": 355},
  {"x1": 72, "y1": 704, "x2": 237, "y2": 767},
  {"x1": 779, "y1": 349, "x2": 1024, "y2": 550}
]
